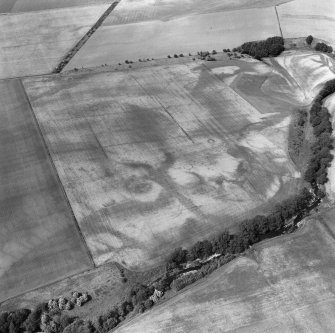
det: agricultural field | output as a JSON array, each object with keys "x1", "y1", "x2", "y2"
[
  {"x1": 266, "y1": 50, "x2": 335, "y2": 104},
  {"x1": 0, "y1": 79, "x2": 92, "y2": 302},
  {"x1": 115, "y1": 208, "x2": 335, "y2": 333},
  {"x1": 24, "y1": 58, "x2": 303, "y2": 271},
  {"x1": 65, "y1": 0, "x2": 282, "y2": 70},
  {"x1": 0, "y1": 0, "x2": 111, "y2": 13},
  {"x1": 0, "y1": 4, "x2": 110, "y2": 79},
  {"x1": 278, "y1": 0, "x2": 335, "y2": 46}
]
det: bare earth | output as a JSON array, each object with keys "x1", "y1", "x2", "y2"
[
  {"x1": 0, "y1": 79, "x2": 92, "y2": 302},
  {"x1": 24, "y1": 58, "x2": 302, "y2": 270}
]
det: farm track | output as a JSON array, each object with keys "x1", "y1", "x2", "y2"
[
  {"x1": 53, "y1": 1, "x2": 120, "y2": 73},
  {"x1": 18, "y1": 79, "x2": 96, "y2": 268}
]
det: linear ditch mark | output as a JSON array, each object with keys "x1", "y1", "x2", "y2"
[
  {"x1": 275, "y1": 6, "x2": 284, "y2": 39},
  {"x1": 18, "y1": 79, "x2": 96, "y2": 268},
  {"x1": 129, "y1": 73, "x2": 195, "y2": 144},
  {"x1": 53, "y1": 1, "x2": 120, "y2": 73}
]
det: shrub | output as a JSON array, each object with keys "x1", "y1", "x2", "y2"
[
  {"x1": 170, "y1": 271, "x2": 202, "y2": 291},
  {"x1": 144, "y1": 299, "x2": 154, "y2": 310},
  {"x1": 315, "y1": 42, "x2": 333, "y2": 53},
  {"x1": 306, "y1": 35, "x2": 313, "y2": 45},
  {"x1": 174, "y1": 54, "x2": 179, "y2": 58}
]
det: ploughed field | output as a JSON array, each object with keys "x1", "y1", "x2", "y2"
[
  {"x1": 24, "y1": 57, "x2": 305, "y2": 270},
  {"x1": 0, "y1": 79, "x2": 92, "y2": 302}
]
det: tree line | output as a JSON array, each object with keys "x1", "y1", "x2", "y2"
[
  {"x1": 234, "y1": 36, "x2": 285, "y2": 60},
  {"x1": 304, "y1": 79, "x2": 335, "y2": 185}
]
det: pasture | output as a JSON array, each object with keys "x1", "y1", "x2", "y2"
[
  {"x1": 278, "y1": 0, "x2": 335, "y2": 46},
  {"x1": 0, "y1": 4, "x2": 110, "y2": 79},
  {"x1": 115, "y1": 209, "x2": 335, "y2": 333},
  {"x1": 24, "y1": 59, "x2": 302, "y2": 270},
  {"x1": 65, "y1": 0, "x2": 281, "y2": 70},
  {"x1": 0, "y1": 79, "x2": 92, "y2": 302},
  {"x1": 0, "y1": 0, "x2": 111, "y2": 13}
]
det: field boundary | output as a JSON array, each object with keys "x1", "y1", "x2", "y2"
[
  {"x1": 53, "y1": 1, "x2": 120, "y2": 73},
  {"x1": 275, "y1": 6, "x2": 284, "y2": 38},
  {"x1": 18, "y1": 79, "x2": 96, "y2": 268}
]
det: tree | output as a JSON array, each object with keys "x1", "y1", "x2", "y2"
[
  {"x1": 306, "y1": 35, "x2": 313, "y2": 45},
  {"x1": 167, "y1": 247, "x2": 188, "y2": 266},
  {"x1": 24, "y1": 303, "x2": 47, "y2": 333},
  {"x1": 144, "y1": 299, "x2": 154, "y2": 310},
  {"x1": 211, "y1": 230, "x2": 230, "y2": 254},
  {"x1": 269, "y1": 44, "x2": 285, "y2": 56}
]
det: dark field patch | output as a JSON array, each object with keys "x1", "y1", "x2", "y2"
[{"x1": 0, "y1": 79, "x2": 92, "y2": 302}]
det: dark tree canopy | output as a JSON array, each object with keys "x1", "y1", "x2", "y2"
[{"x1": 306, "y1": 35, "x2": 313, "y2": 45}]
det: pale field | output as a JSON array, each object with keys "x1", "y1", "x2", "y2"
[
  {"x1": 115, "y1": 210, "x2": 335, "y2": 333},
  {"x1": 277, "y1": 0, "x2": 335, "y2": 46},
  {"x1": 267, "y1": 50, "x2": 335, "y2": 104},
  {"x1": 0, "y1": 5, "x2": 109, "y2": 79},
  {"x1": 0, "y1": 79, "x2": 92, "y2": 302},
  {"x1": 0, "y1": 0, "x2": 111, "y2": 13},
  {"x1": 66, "y1": 1, "x2": 281, "y2": 70},
  {"x1": 24, "y1": 60, "x2": 301, "y2": 270}
]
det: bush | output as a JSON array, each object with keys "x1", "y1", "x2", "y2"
[
  {"x1": 306, "y1": 35, "x2": 313, "y2": 45},
  {"x1": 174, "y1": 54, "x2": 179, "y2": 58},
  {"x1": 315, "y1": 42, "x2": 333, "y2": 53},
  {"x1": 171, "y1": 272, "x2": 202, "y2": 291},
  {"x1": 143, "y1": 299, "x2": 154, "y2": 310}
]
